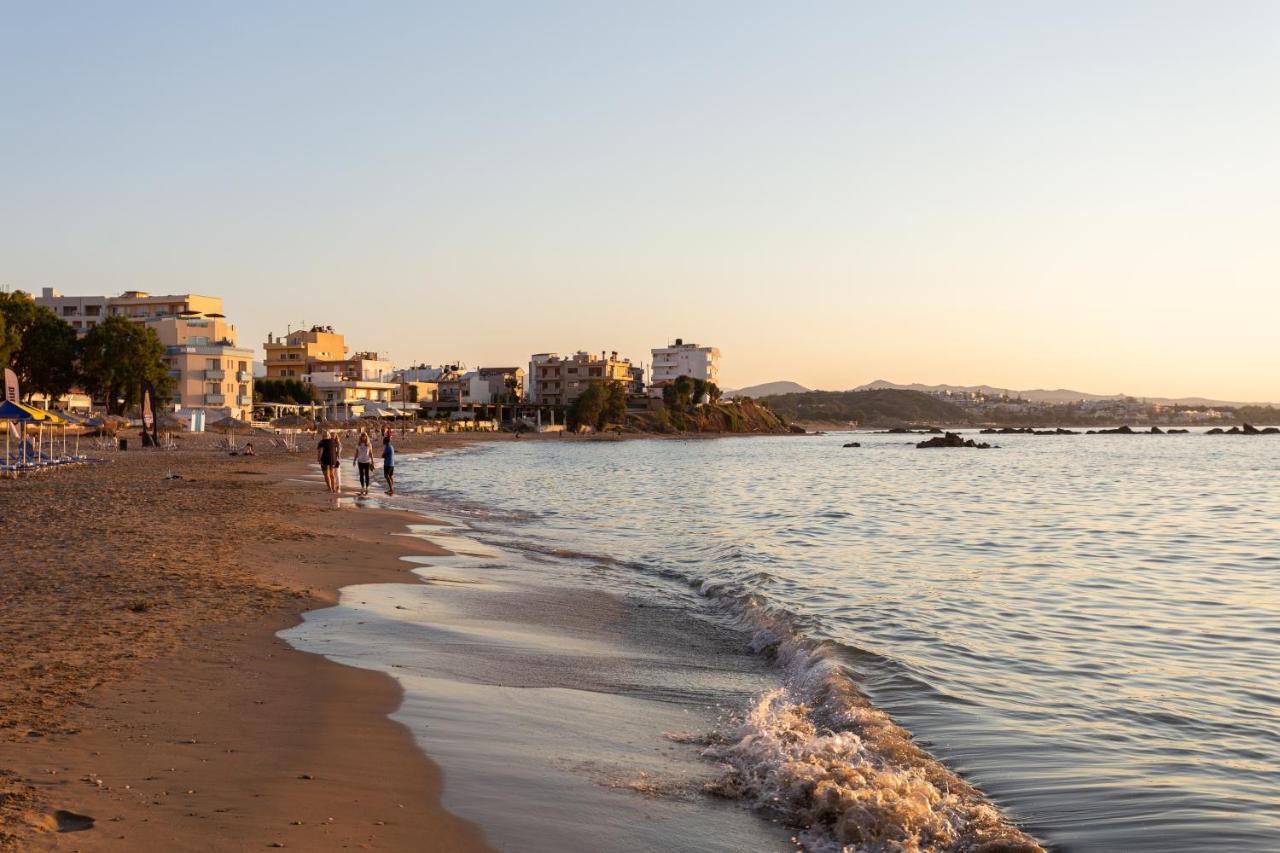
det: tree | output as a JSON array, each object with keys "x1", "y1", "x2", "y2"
[
  {"x1": 0, "y1": 291, "x2": 45, "y2": 390},
  {"x1": 568, "y1": 380, "x2": 627, "y2": 430},
  {"x1": 78, "y1": 316, "x2": 173, "y2": 414},
  {"x1": 21, "y1": 311, "x2": 79, "y2": 402},
  {"x1": 254, "y1": 377, "x2": 316, "y2": 405}
]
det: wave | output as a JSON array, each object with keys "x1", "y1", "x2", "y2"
[
  {"x1": 404, "y1": 468, "x2": 1042, "y2": 850},
  {"x1": 696, "y1": 587, "x2": 1044, "y2": 852}
]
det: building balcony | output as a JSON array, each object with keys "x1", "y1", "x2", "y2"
[
  {"x1": 237, "y1": 371, "x2": 252, "y2": 382},
  {"x1": 205, "y1": 369, "x2": 226, "y2": 380},
  {"x1": 205, "y1": 394, "x2": 226, "y2": 405}
]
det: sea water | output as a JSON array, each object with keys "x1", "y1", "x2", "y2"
[{"x1": 284, "y1": 432, "x2": 1280, "y2": 851}]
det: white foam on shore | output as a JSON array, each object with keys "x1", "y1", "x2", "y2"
[{"x1": 697, "y1": 596, "x2": 1043, "y2": 852}]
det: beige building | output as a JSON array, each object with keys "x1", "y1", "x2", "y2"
[
  {"x1": 263, "y1": 326, "x2": 347, "y2": 379},
  {"x1": 529, "y1": 351, "x2": 634, "y2": 406},
  {"x1": 304, "y1": 352, "x2": 397, "y2": 419},
  {"x1": 36, "y1": 288, "x2": 223, "y2": 334},
  {"x1": 35, "y1": 288, "x2": 253, "y2": 421},
  {"x1": 153, "y1": 316, "x2": 255, "y2": 421}
]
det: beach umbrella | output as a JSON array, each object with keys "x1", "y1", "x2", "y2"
[
  {"x1": 206, "y1": 416, "x2": 254, "y2": 435},
  {"x1": 0, "y1": 400, "x2": 44, "y2": 468},
  {"x1": 29, "y1": 407, "x2": 67, "y2": 462},
  {"x1": 58, "y1": 411, "x2": 86, "y2": 457}
]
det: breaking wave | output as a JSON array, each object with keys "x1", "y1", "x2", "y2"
[{"x1": 697, "y1": 587, "x2": 1043, "y2": 852}]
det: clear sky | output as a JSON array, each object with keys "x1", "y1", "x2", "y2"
[{"x1": 2, "y1": 2, "x2": 1277, "y2": 400}]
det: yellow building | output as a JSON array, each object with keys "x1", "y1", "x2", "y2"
[
  {"x1": 36, "y1": 288, "x2": 223, "y2": 334},
  {"x1": 263, "y1": 326, "x2": 347, "y2": 379},
  {"x1": 153, "y1": 316, "x2": 255, "y2": 420}
]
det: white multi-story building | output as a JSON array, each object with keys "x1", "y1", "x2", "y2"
[
  {"x1": 649, "y1": 339, "x2": 720, "y2": 396},
  {"x1": 304, "y1": 352, "x2": 397, "y2": 418}
]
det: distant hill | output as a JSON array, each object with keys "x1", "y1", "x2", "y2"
[
  {"x1": 727, "y1": 380, "x2": 809, "y2": 399},
  {"x1": 761, "y1": 388, "x2": 970, "y2": 427},
  {"x1": 854, "y1": 379, "x2": 1268, "y2": 409}
]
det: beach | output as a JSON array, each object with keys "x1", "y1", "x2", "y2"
[{"x1": 0, "y1": 433, "x2": 496, "y2": 851}]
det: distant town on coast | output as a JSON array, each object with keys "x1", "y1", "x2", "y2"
[{"x1": 2, "y1": 285, "x2": 1276, "y2": 434}]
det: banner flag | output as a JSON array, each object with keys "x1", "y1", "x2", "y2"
[
  {"x1": 141, "y1": 380, "x2": 158, "y2": 447},
  {"x1": 3, "y1": 368, "x2": 16, "y2": 403}
]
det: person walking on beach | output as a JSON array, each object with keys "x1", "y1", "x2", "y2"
[
  {"x1": 382, "y1": 434, "x2": 396, "y2": 496},
  {"x1": 354, "y1": 430, "x2": 374, "y2": 496},
  {"x1": 332, "y1": 430, "x2": 344, "y2": 492},
  {"x1": 317, "y1": 429, "x2": 339, "y2": 493}
]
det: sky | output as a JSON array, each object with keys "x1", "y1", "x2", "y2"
[{"x1": 2, "y1": 2, "x2": 1278, "y2": 401}]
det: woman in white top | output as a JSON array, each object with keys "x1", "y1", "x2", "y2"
[{"x1": 354, "y1": 430, "x2": 375, "y2": 496}]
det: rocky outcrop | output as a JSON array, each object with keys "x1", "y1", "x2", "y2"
[
  {"x1": 1204, "y1": 424, "x2": 1278, "y2": 435},
  {"x1": 842, "y1": 441, "x2": 861, "y2": 448},
  {"x1": 917, "y1": 432, "x2": 992, "y2": 449}
]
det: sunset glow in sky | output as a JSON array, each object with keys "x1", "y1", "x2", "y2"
[{"x1": 3, "y1": 2, "x2": 1277, "y2": 400}]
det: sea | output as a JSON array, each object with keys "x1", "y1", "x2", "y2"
[{"x1": 282, "y1": 432, "x2": 1280, "y2": 852}]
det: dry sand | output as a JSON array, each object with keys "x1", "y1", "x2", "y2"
[{"x1": 0, "y1": 430, "x2": 510, "y2": 851}]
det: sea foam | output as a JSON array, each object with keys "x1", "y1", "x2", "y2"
[{"x1": 700, "y1": 592, "x2": 1043, "y2": 852}]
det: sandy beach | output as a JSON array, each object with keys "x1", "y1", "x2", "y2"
[{"x1": 0, "y1": 432, "x2": 500, "y2": 851}]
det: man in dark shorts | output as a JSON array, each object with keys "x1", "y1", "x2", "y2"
[
  {"x1": 317, "y1": 429, "x2": 339, "y2": 492},
  {"x1": 382, "y1": 435, "x2": 395, "y2": 496}
]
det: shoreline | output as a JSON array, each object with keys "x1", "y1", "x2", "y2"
[{"x1": 0, "y1": 436, "x2": 494, "y2": 851}]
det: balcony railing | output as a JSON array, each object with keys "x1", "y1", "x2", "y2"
[
  {"x1": 205, "y1": 369, "x2": 225, "y2": 380},
  {"x1": 205, "y1": 394, "x2": 226, "y2": 405},
  {"x1": 237, "y1": 371, "x2": 252, "y2": 382}
]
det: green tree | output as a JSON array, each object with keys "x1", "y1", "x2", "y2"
[
  {"x1": 568, "y1": 380, "x2": 627, "y2": 430},
  {"x1": 21, "y1": 311, "x2": 80, "y2": 402},
  {"x1": 0, "y1": 291, "x2": 44, "y2": 388},
  {"x1": 78, "y1": 316, "x2": 173, "y2": 414},
  {"x1": 254, "y1": 377, "x2": 316, "y2": 405}
]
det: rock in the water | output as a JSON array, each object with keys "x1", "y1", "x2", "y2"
[
  {"x1": 917, "y1": 432, "x2": 991, "y2": 449},
  {"x1": 1242, "y1": 423, "x2": 1261, "y2": 435},
  {"x1": 1149, "y1": 426, "x2": 1164, "y2": 434},
  {"x1": 1205, "y1": 427, "x2": 1224, "y2": 434},
  {"x1": 842, "y1": 441, "x2": 861, "y2": 448}
]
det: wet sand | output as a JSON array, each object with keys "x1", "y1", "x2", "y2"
[{"x1": 0, "y1": 432, "x2": 499, "y2": 851}]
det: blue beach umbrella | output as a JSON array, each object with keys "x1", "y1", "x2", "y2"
[{"x1": 0, "y1": 400, "x2": 43, "y2": 468}]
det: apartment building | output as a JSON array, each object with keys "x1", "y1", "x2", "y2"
[
  {"x1": 303, "y1": 352, "x2": 397, "y2": 418},
  {"x1": 649, "y1": 339, "x2": 720, "y2": 397},
  {"x1": 35, "y1": 288, "x2": 253, "y2": 420},
  {"x1": 476, "y1": 367, "x2": 526, "y2": 405},
  {"x1": 36, "y1": 288, "x2": 223, "y2": 334},
  {"x1": 263, "y1": 326, "x2": 347, "y2": 379},
  {"x1": 154, "y1": 316, "x2": 255, "y2": 420},
  {"x1": 529, "y1": 351, "x2": 634, "y2": 406}
]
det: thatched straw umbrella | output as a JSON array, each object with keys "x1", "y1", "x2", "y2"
[{"x1": 206, "y1": 416, "x2": 254, "y2": 435}]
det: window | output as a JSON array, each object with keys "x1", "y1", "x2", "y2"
[
  {"x1": 85, "y1": 305, "x2": 101, "y2": 316},
  {"x1": 63, "y1": 306, "x2": 76, "y2": 316},
  {"x1": 71, "y1": 320, "x2": 82, "y2": 328}
]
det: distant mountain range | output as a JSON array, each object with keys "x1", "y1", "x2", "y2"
[
  {"x1": 731, "y1": 378, "x2": 1269, "y2": 408},
  {"x1": 852, "y1": 380, "x2": 1272, "y2": 408}
]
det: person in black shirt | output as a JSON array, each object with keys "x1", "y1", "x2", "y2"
[{"x1": 317, "y1": 429, "x2": 339, "y2": 492}]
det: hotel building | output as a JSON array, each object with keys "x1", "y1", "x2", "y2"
[
  {"x1": 35, "y1": 288, "x2": 253, "y2": 420},
  {"x1": 263, "y1": 326, "x2": 348, "y2": 379},
  {"x1": 649, "y1": 339, "x2": 720, "y2": 397},
  {"x1": 36, "y1": 288, "x2": 224, "y2": 334}
]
